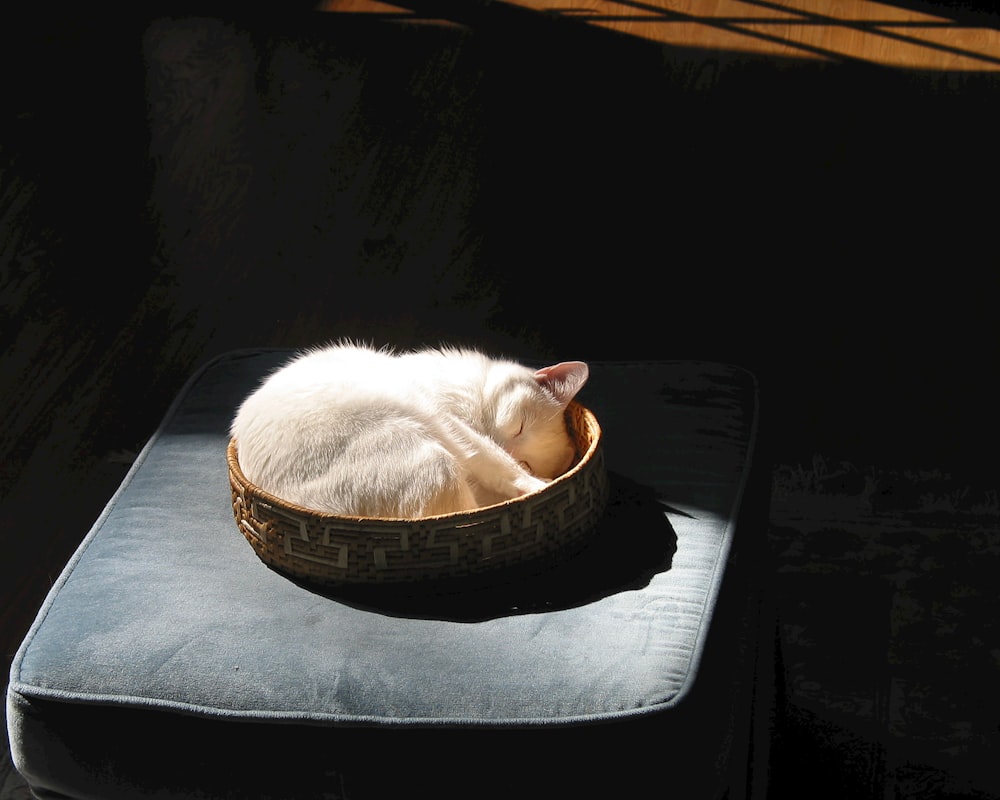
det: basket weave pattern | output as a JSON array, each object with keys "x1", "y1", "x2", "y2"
[{"x1": 228, "y1": 401, "x2": 608, "y2": 587}]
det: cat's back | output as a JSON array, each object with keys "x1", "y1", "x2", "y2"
[
  {"x1": 231, "y1": 344, "x2": 483, "y2": 516},
  {"x1": 261, "y1": 344, "x2": 394, "y2": 393},
  {"x1": 231, "y1": 345, "x2": 403, "y2": 441}
]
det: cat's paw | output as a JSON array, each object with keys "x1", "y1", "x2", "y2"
[{"x1": 515, "y1": 474, "x2": 549, "y2": 497}]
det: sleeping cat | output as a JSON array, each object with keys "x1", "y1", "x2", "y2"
[{"x1": 230, "y1": 343, "x2": 589, "y2": 518}]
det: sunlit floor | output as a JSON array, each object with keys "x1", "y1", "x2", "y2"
[{"x1": 320, "y1": 0, "x2": 1000, "y2": 70}]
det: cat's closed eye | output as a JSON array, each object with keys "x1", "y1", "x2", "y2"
[{"x1": 499, "y1": 415, "x2": 525, "y2": 440}]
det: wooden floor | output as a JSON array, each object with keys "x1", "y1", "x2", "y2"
[
  {"x1": 324, "y1": 0, "x2": 1000, "y2": 70},
  {"x1": 2, "y1": 5, "x2": 999, "y2": 797}
]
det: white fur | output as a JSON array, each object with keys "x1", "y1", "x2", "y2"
[{"x1": 230, "y1": 343, "x2": 589, "y2": 518}]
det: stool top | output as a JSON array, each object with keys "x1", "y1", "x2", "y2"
[{"x1": 10, "y1": 349, "x2": 759, "y2": 727}]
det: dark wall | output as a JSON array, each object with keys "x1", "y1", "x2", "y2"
[{"x1": 2, "y1": 8, "x2": 998, "y2": 486}]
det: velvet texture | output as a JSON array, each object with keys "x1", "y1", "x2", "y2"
[{"x1": 7, "y1": 350, "x2": 767, "y2": 798}]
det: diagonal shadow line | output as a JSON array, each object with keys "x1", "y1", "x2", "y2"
[
  {"x1": 565, "y1": 0, "x2": 1000, "y2": 67},
  {"x1": 339, "y1": 0, "x2": 1000, "y2": 68},
  {"x1": 558, "y1": 13, "x2": 977, "y2": 29},
  {"x1": 733, "y1": 0, "x2": 1000, "y2": 29},
  {"x1": 734, "y1": 0, "x2": 1000, "y2": 65},
  {"x1": 553, "y1": 8, "x2": 871, "y2": 63},
  {"x1": 522, "y1": 0, "x2": 883, "y2": 64},
  {"x1": 555, "y1": 12, "x2": 1000, "y2": 67},
  {"x1": 754, "y1": 24, "x2": 1000, "y2": 67}
]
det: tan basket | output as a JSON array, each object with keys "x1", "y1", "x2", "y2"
[{"x1": 227, "y1": 401, "x2": 608, "y2": 588}]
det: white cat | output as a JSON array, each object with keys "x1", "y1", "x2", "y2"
[{"x1": 230, "y1": 343, "x2": 589, "y2": 518}]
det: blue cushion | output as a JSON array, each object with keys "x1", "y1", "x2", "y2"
[{"x1": 7, "y1": 350, "x2": 767, "y2": 799}]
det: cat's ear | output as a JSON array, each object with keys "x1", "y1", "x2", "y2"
[{"x1": 534, "y1": 361, "x2": 589, "y2": 408}]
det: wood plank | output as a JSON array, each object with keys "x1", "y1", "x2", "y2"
[{"x1": 319, "y1": 0, "x2": 1000, "y2": 69}]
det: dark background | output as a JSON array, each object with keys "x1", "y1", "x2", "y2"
[
  {"x1": 2, "y1": 3, "x2": 998, "y2": 797},
  {"x1": 4, "y1": 3, "x2": 998, "y2": 474}
]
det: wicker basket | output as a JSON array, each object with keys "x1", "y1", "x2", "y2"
[{"x1": 227, "y1": 401, "x2": 608, "y2": 588}]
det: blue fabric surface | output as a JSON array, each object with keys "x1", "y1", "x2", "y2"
[
  {"x1": 9, "y1": 351, "x2": 757, "y2": 725},
  {"x1": 6, "y1": 350, "x2": 762, "y2": 797}
]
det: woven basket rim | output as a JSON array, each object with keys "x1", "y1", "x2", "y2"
[{"x1": 227, "y1": 400, "x2": 602, "y2": 524}]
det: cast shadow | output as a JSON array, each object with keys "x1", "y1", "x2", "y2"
[{"x1": 289, "y1": 471, "x2": 678, "y2": 621}]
